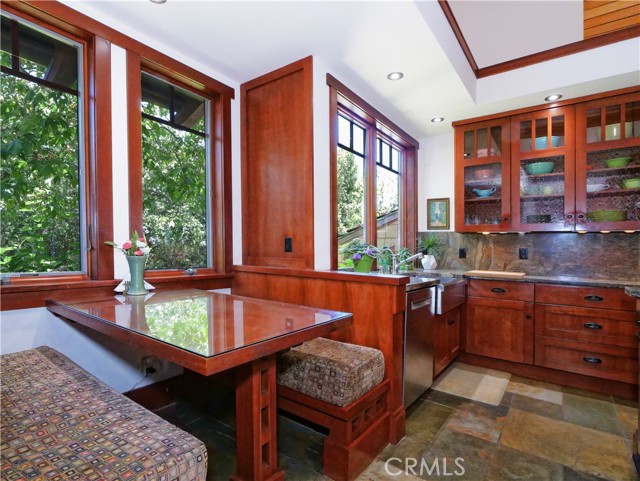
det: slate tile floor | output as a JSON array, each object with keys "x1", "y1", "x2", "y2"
[{"x1": 155, "y1": 367, "x2": 638, "y2": 481}]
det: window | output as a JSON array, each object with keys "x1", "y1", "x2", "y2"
[
  {"x1": 337, "y1": 114, "x2": 366, "y2": 265},
  {"x1": 376, "y1": 138, "x2": 401, "y2": 251},
  {"x1": 0, "y1": 13, "x2": 86, "y2": 276},
  {"x1": 139, "y1": 72, "x2": 210, "y2": 270},
  {"x1": 329, "y1": 76, "x2": 418, "y2": 269}
]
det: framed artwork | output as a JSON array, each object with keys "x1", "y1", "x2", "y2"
[{"x1": 427, "y1": 198, "x2": 450, "y2": 230}]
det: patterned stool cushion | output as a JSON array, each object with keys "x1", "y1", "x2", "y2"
[
  {"x1": 277, "y1": 338, "x2": 385, "y2": 407},
  {"x1": 1, "y1": 346, "x2": 208, "y2": 481}
]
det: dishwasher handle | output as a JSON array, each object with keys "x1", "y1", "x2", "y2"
[{"x1": 411, "y1": 298, "x2": 431, "y2": 310}]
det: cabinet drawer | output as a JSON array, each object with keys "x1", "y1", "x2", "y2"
[
  {"x1": 535, "y1": 304, "x2": 636, "y2": 348},
  {"x1": 536, "y1": 284, "x2": 636, "y2": 311},
  {"x1": 535, "y1": 336, "x2": 637, "y2": 384},
  {"x1": 468, "y1": 279, "x2": 534, "y2": 302}
]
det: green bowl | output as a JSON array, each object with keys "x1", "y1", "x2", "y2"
[
  {"x1": 587, "y1": 210, "x2": 627, "y2": 222},
  {"x1": 525, "y1": 161, "x2": 555, "y2": 175},
  {"x1": 622, "y1": 178, "x2": 640, "y2": 189},
  {"x1": 605, "y1": 157, "x2": 631, "y2": 168}
]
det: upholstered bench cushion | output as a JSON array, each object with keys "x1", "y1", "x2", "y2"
[
  {"x1": 276, "y1": 338, "x2": 384, "y2": 407},
  {"x1": 1, "y1": 346, "x2": 207, "y2": 481}
]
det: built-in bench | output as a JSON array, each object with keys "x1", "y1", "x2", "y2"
[
  {"x1": 276, "y1": 337, "x2": 390, "y2": 481},
  {"x1": 1, "y1": 346, "x2": 208, "y2": 481}
]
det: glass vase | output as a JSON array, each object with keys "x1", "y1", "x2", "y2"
[{"x1": 125, "y1": 255, "x2": 148, "y2": 296}]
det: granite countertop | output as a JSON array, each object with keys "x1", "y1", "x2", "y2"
[
  {"x1": 625, "y1": 287, "x2": 640, "y2": 299},
  {"x1": 410, "y1": 269, "x2": 640, "y2": 290}
]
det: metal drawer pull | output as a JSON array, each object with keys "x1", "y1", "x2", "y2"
[
  {"x1": 491, "y1": 287, "x2": 506, "y2": 294},
  {"x1": 447, "y1": 319, "x2": 456, "y2": 325},
  {"x1": 584, "y1": 295, "x2": 604, "y2": 302},
  {"x1": 411, "y1": 299, "x2": 430, "y2": 310},
  {"x1": 583, "y1": 356, "x2": 602, "y2": 364},
  {"x1": 583, "y1": 322, "x2": 603, "y2": 330}
]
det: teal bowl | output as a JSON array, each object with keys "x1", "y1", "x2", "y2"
[
  {"x1": 525, "y1": 161, "x2": 555, "y2": 175},
  {"x1": 535, "y1": 136, "x2": 561, "y2": 149}
]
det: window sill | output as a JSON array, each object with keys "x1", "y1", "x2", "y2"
[{"x1": 0, "y1": 273, "x2": 234, "y2": 310}]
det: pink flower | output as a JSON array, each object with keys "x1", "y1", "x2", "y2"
[
  {"x1": 138, "y1": 237, "x2": 145, "y2": 242},
  {"x1": 122, "y1": 241, "x2": 133, "y2": 250},
  {"x1": 134, "y1": 249, "x2": 144, "y2": 256}
]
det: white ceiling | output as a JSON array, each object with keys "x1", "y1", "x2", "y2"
[
  {"x1": 62, "y1": 0, "x2": 640, "y2": 140},
  {"x1": 448, "y1": 0, "x2": 584, "y2": 68}
]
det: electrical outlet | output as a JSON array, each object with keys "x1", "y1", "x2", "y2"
[
  {"x1": 141, "y1": 355, "x2": 161, "y2": 375},
  {"x1": 284, "y1": 237, "x2": 293, "y2": 253},
  {"x1": 519, "y1": 248, "x2": 528, "y2": 260},
  {"x1": 459, "y1": 248, "x2": 467, "y2": 259}
]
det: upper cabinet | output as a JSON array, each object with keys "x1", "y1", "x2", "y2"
[
  {"x1": 454, "y1": 88, "x2": 640, "y2": 233},
  {"x1": 575, "y1": 92, "x2": 640, "y2": 231},
  {"x1": 454, "y1": 119, "x2": 511, "y2": 233},
  {"x1": 511, "y1": 107, "x2": 575, "y2": 232}
]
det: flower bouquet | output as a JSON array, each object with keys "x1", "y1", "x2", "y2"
[{"x1": 105, "y1": 231, "x2": 151, "y2": 295}]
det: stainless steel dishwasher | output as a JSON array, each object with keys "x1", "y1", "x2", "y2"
[{"x1": 403, "y1": 283, "x2": 436, "y2": 408}]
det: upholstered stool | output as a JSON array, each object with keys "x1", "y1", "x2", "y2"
[{"x1": 277, "y1": 338, "x2": 390, "y2": 481}]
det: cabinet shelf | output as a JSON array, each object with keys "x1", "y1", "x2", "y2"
[
  {"x1": 587, "y1": 165, "x2": 640, "y2": 175},
  {"x1": 465, "y1": 197, "x2": 501, "y2": 203},
  {"x1": 464, "y1": 178, "x2": 501, "y2": 186},
  {"x1": 522, "y1": 171, "x2": 566, "y2": 180},
  {"x1": 587, "y1": 188, "x2": 640, "y2": 197},
  {"x1": 521, "y1": 194, "x2": 564, "y2": 200}
]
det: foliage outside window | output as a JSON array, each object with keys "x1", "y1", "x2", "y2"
[
  {"x1": 335, "y1": 109, "x2": 405, "y2": 268},
  {"x1": 337, "y1": 114, "x2": 365, "y2": 267},
  {"x1": 140, "y1": 72, "x2": 210, "y2": 270},
  {"x1": 0, "y1": 14, "x2": 85, "y2": 275}
]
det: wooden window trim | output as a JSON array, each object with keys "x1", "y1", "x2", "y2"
[
  {"x1": 329, "y1": 76, "x2": 419, "y2": 270},
  {"x1": 0, "y1": 0, "x2": 234, "y2": 299},
  {"x1": 127, "y1": 61, "x2": 232, "y2": 277}
]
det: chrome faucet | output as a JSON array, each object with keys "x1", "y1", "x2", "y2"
[{"x1": 392, "y1": 252, "x2": 424, "y2": 274}]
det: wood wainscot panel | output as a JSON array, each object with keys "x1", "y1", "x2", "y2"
[
  {"x1": 241, "y1": 57, "x2": 314, "y2": 270},
  {"x1": 232, "y1": 266, "x2": 408, "y2": 443}
]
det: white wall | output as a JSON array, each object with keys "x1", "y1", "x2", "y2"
[
  {"x1": 0, "y1": 308, "x2": 182, "y2": 391},
  {"x1": 418, "y1": 132, "x2": 455, "y2": 232}
]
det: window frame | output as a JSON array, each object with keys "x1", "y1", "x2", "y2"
[
  {"x1": 127, "y1": 57, "x2": 232, "y2": 279},
  {"x1": 329, "y1": 74, "x2": 418, "y2": 270},
  {"x1": 0, "y1": 6, "x2": 96, "y2": 284}
]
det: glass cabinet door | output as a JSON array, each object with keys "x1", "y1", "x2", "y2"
[
  {"x1": 576, "y1": 92, "x2": 640, "y2": 231},
  {"x1": 455, "y1": 120, "x2": 510, "y2": 232},
  {"x1": 511, "y1": 107, "x2": 575, "y2": 231}
]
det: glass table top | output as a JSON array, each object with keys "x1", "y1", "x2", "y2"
[{"x1": 51, "y1": 289, "x2": 352, "y2": 358}]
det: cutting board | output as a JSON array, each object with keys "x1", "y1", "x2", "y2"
[{"x1": 463, "y1": 270, "x2": 526, "y2": 279}]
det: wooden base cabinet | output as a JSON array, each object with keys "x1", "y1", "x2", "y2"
[
  {"x1": 434, "y1": 305, "x2": 462, "y2": 377},
  {"x1": 465, "y1": 297, "x2": 534, "y2": 364},
  {"x1": 534, "y1": 284, "x2": 638, "y2": 384}
]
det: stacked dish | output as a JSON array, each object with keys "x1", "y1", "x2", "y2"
[
  {"x1": 587, "y1": 210, "x2": 627, "y2": 222},
  {"x1": 604, "y1": 157, "x2": 631, "y2": 168},
  {"x1": 622, "y1": 178, "x2": 640, "y2": 189}
]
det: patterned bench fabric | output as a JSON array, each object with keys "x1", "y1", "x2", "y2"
[
  {"x1": 1, "y1": 346, "x2": 207, "y2": 481},
  {"x1": 276, "y1": 337, "x2": 384, "y2": 407}
]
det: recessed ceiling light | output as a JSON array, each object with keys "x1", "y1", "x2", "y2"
[
  {"x1": 431, "y1": 117, "x2": 445, "y2": 123},
  {"x1": 544, "y1": 93, "x2": 562, "y2": 102},
  {"x1": 149, "y1": 0, "x2": 167, "y2": 4},
  {"x1": 387, "y1": 72, "x2": 404, "y2": 81}
]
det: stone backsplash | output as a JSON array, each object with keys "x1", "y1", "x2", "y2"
[{"x1": 417, "y1": 232, "x2": 640, "y2": 281}]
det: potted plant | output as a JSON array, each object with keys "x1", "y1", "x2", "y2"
[
  {"x1": 395, "y1": 247, "x2": 416, "y2": 272},
  {"x1": 418, "y1": 234, "x2": 442, "y2": 270},
  {"x1": 339, "y1": 239, "x2": 379, "y2": 273}
]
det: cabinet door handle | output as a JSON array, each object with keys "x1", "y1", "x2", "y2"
[
  {"x1": 411, "y1": 299, "x2": 430, "y2": 310},
  {"x1": 583, "y1": 322, "x2": 603, "y2": 330},
  {"x1": 584, "y1": 295, "x2": 604, "y2": 302},
  {"x1": 525, "y1": 314, "x2": 532, "y2": 319},
  {"x1": 565, "y1": 213, "x2": 574, "y2": 221},
  {"x1": 577, "y1": 212, "x2": 586, "y2": 220},
  {"x1": 447, "y1": 319, "x2": 456, "y2": 325},
  {"x1": 491, "y1": 287, "x2": 506, "y2": 294},
  {"x1": 583, "y1": 356, "x2": 602, "y2": 364}
]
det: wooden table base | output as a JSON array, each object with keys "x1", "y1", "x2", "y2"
[{"x1": 232, "y1": 354, "x2": 284, "y2": 481}]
